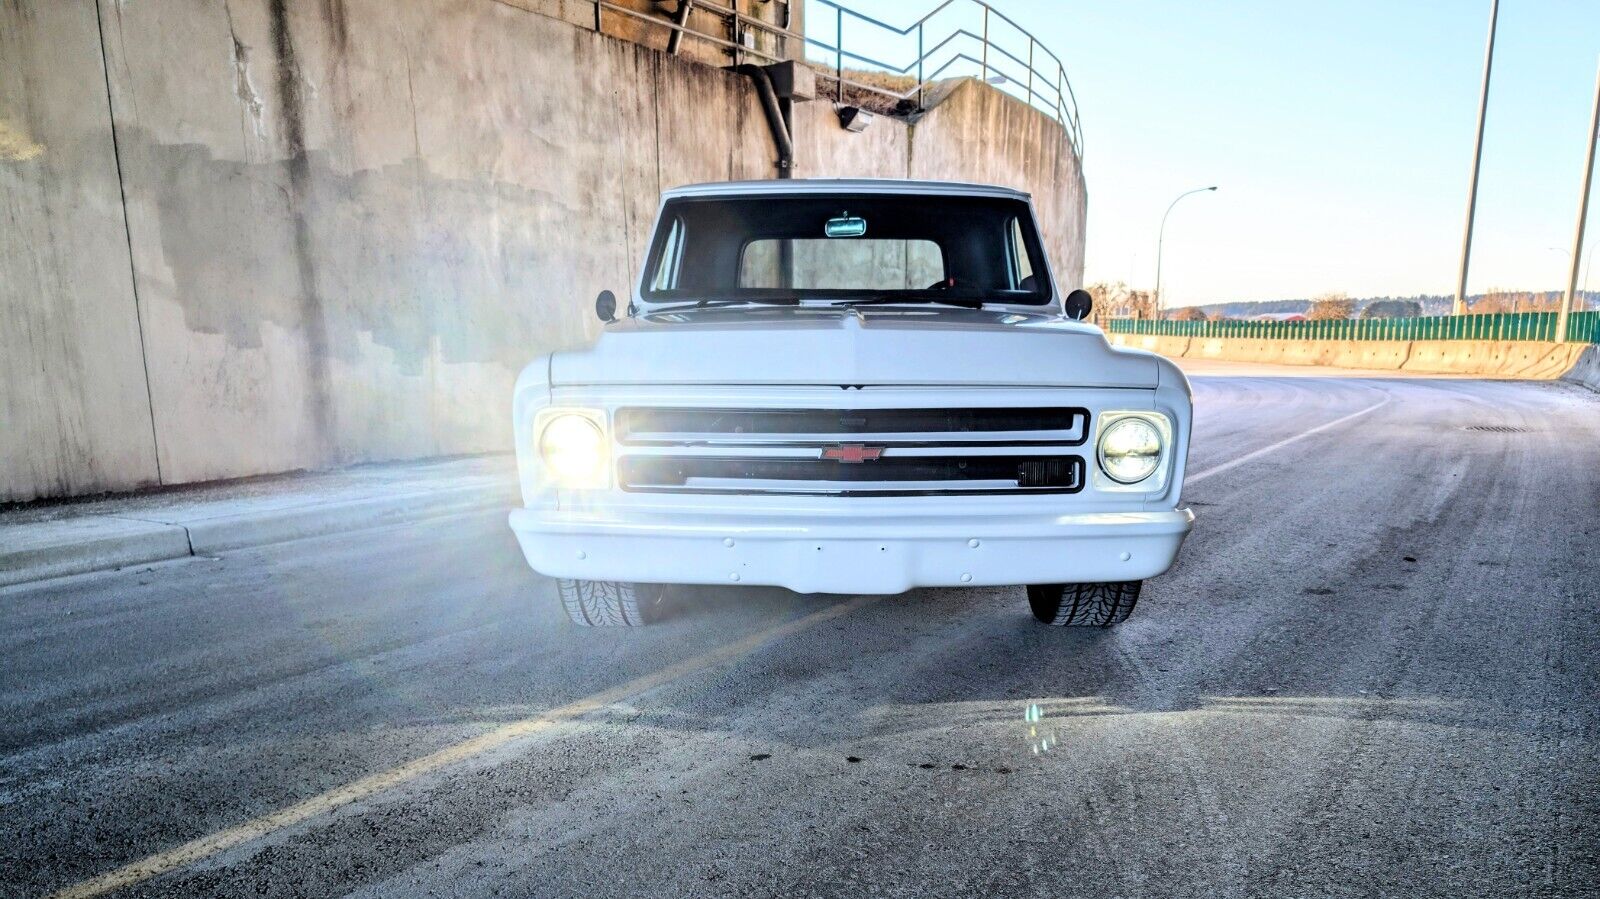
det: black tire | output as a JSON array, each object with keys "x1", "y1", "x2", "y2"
[
  {"x1": 556, "y1": 579, "x2": 665, "y2": 627},
  {"x1": 1026, "y1": 581, "x2": 1142, "y2": 627}
]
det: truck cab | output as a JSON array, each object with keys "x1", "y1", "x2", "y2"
[{"x1": 509, "y1": 179, "x2": 1193, "y2": 627}]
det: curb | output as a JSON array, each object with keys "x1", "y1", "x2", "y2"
[
  {"x1": 182, "y1": 485, "x2": 512, "y2": 554},
  {"x1": 0, "y1": 517, "x2": 194, "y2": 588},
  {"x1": 0, "y1": 484, "x2": 514, "y2": 589}
]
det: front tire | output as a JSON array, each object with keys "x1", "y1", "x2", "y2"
[
  {"x1": 1027, "y1": 581, "x2": 1142, "y2": 627},
  {"x1": 557, "y1": 579, "x2": 665, "y2": 627}
]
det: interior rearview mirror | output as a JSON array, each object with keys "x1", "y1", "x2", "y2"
[
  {"x1": 1064, "y1": 288, "x2": 1093, "y2": 321},
  {"x1": 824, "y1": 214, "x2": 867, "y2": 238},
  {"x1": 595, "y1": 289, "x2": 618, "y2": 323}
]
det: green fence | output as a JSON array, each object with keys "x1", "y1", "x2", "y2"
[{"x1": 1105, "y1": 311, "x2": 1600, "y2": 344}]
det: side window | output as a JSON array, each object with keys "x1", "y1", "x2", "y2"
[
  {"x1": 1007, "y1": 217, "x2": 1035, "y2": 289},
  {"x1": 649, "y1": 216, "x2": 686, "y2": 291}
]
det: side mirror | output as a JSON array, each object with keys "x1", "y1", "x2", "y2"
[
  {"x1": 1063, "y1": 288, "x2": 1094, "y2": 321},
  {"x1": 595, "y1": 289, "x2": 618, "y2": 323}
]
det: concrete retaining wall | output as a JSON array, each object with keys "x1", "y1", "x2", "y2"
[
  {"x1": 1, "y1": 0, "x2": 1085, "y2": 502},
  {"x1": 0, "y1": 1, "x2": 160, "y2": 501},
  {"x1": 1108, "y1": 333, "x2": 1598, "y2": 382}
]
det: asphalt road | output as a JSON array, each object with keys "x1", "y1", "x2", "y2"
[{"x1": 5, "y1": 367, "x2": 1598, "y2": 898}]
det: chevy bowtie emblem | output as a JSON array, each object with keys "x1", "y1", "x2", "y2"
[{"x1": 820, "y1": 444, "x2": 884, "y2": 463}]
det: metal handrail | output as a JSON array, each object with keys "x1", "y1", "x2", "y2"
[
  {"x1": 806, "y1": 0, "x2": 1082, "y2": 154},
  {"x1": 584, "y1": 0, "x2": 1082, "y2": 157}
]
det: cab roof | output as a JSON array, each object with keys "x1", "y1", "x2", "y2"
[{"x1": 661, "y1": 178, "x2": 1033, "y2": 202}]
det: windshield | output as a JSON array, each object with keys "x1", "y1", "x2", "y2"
[{"x1": 641, "y1": 193, "x2": 1054, "y2": 305}]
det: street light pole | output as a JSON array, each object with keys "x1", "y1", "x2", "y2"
[
  {"x1": 1155, "y1": 186, "x2": 1218, "y2": 317},
  {"x1": 1560, "y1": 55, "x2": 1600, "y2": 343},
  {"x1": 1453, "y1": 0, "x2": 1499, "y2": 316}
]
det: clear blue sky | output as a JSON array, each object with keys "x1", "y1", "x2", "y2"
[{"x1": 813, "y1": 1, "x2": 1600, "y2": 306}]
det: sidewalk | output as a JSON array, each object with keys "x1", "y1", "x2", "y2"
[{"x1": 0, "y1": 455, "x2": 519, "y2": 588}]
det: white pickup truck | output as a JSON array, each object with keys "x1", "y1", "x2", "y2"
[{"x1": 509, "y1": 179, "x2": 1193, "y2": 628}]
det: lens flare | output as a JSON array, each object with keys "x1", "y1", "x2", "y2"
[{"x1": 539, "y1": 413, "x2": 607, "y2": 488}]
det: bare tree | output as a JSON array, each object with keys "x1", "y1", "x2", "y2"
[
  {"x1": 1172, "y1": 306, "x2": 1208, "y2": 322},
  {"x1": 1086, "y1": 281, "x2": 1157, "y2": 323},
  {"x1": 1308, "y1": 292, "x2": 1355, "y2": 321},
  {"x1": 1474, "y1": 288, "x2": 1554, "y2": 314},
  {"x1": 1474, "y1": 288, "x2": 1516, "y2": 313},
  {"x1": 1125, "y1": 289, "x2": 1156, "y2": 321},
  {"x1": 1084, "y1": 281, "x2": 1123, "y2": 326}
]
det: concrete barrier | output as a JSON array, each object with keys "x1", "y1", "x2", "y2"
[
  {"x1": 1335, "y1": 342, "x2": 1411, "y2": 370},
  {"x1": 1562, "y1": 344, "x2": 1600, "y2": 393},
  {"x1": 1398, "y1": 340, "x2": 1590, "y2": 377},
  {"x1": 1109, "y1": 333, "x2": 1598, "y2": 383},
  {"x1": 1500, "y1": 341, "x2": 1596, "y2": 379},
  {"x1": 1114, "y1": 335, "x2": 1190, "y2": 357}
]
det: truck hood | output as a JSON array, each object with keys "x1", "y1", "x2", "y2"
[{"x1": 549, "y1": 308, "x2": 1158, "y2": 389}]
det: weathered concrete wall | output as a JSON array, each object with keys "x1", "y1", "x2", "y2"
[
  {"x1": 1107, "y1": 334, "x2": 1597, "y2": 380},
  {"x1": 1, "y1": 0, "x2": 162, "y2": 500},
  {"x1": 96, "y1": 0, "x2": 684, "y2": 487},
  {"x1": 2, "y1": 0, "x2": 1084, "y2": 502}
]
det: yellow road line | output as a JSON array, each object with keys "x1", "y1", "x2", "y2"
[{"x1": 49, "y1": 595, "x2": 877, "y2": 899}]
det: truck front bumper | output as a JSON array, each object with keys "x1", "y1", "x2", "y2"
[{"x1": 508, "y1": 507, "x2": 1194, "y2": 595}]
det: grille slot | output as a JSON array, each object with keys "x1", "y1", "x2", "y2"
[
  {"x1": 617, "y1": 406, "x2": 1088, "y2": 447},
  {"x1": 618, "y1": 454, "x2": 1084, "y2": 496}
]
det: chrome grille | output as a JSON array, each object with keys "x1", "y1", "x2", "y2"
[{"x1": 615, "y1": 406, "x2": 1089, "y2": 496}]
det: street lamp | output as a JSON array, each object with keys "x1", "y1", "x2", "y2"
[{"x1": 1155, "y1": 186, "x2": 1218, "y2": 316}]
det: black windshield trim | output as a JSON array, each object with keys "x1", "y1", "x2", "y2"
[{"x1": 638, "y1": 194, "x2": 1056, "y2": 306}]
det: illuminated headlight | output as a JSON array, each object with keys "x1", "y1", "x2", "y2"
[
  {"x1": 536, "y1": 410, "x2": 608, "y2": 488},
  {"x1": 1097, "y1": 415, "x2": 1165, "y2": 485}
]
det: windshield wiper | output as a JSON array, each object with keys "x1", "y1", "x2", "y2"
[
  {"x1": 643, "y1": 296, "x2": 803, "y2": 314},
  {"x1": 644, "y1": 292, "x2": 994, "y2": 314},
  {"x1": 834, "y1": 292, "x2": 988, "y2": 310}
]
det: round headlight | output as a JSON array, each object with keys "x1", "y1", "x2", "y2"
[
  {"x1": 538, "y1": 414, "x2": 607, "y2": 486},
  {"x1": 1098, "y1": 417, "x2": 1163, "y2": 484}
]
